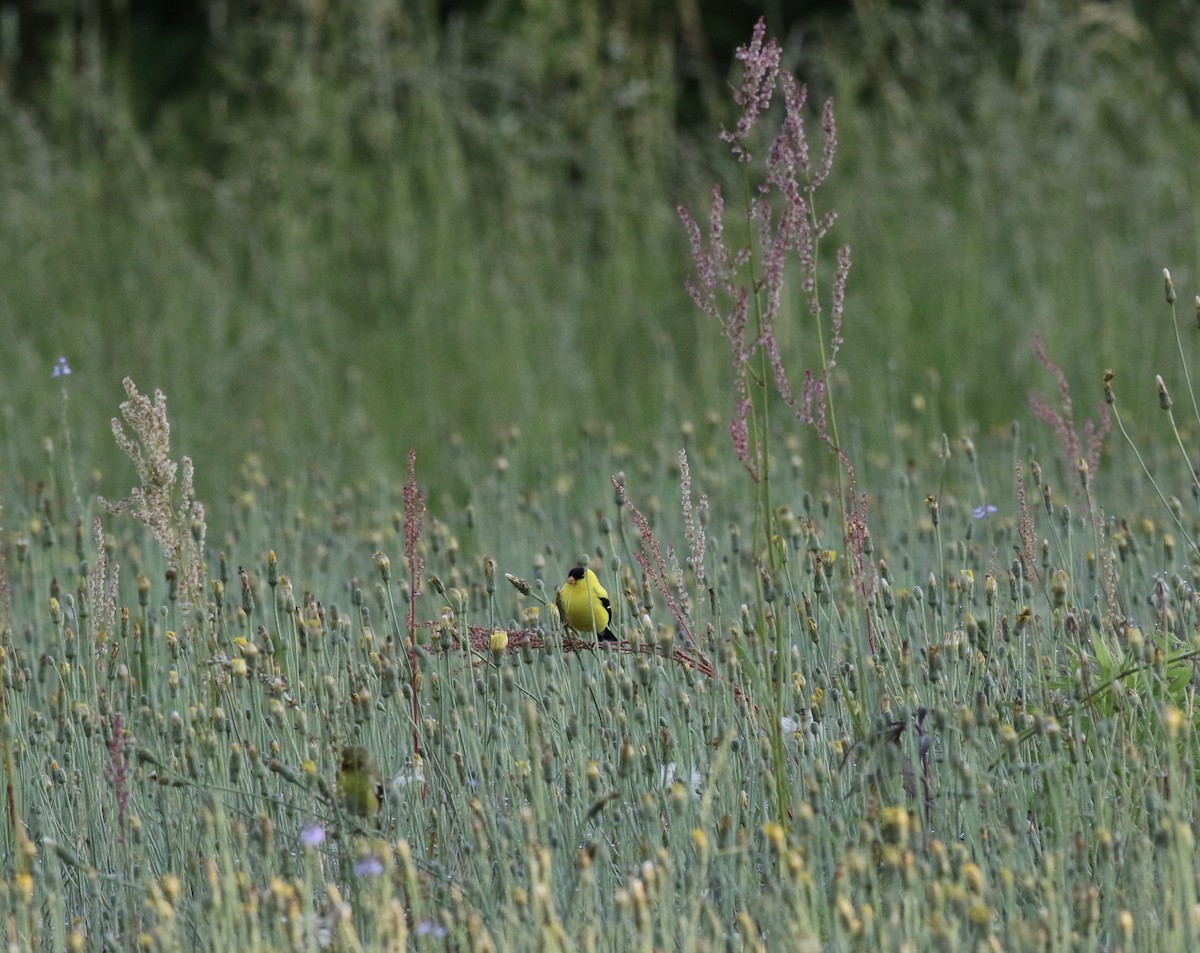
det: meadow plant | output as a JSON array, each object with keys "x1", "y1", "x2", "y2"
[
  {"x1": 680, "y1": 23, "x2": 853, "y2": 507},
  {"x1": 100, "y1": 377, "x2": 207, "y2": 629},
  {"x1": 1028, "y1": 333, "x2": 1110, "y2": 495},
  {"x1": 401, "y1": 448, "x2": 426, "y2": 757},
  {"x1": 678, "y1": 20, "x2": 873, "y2": 612},
  {"x1": 9, "y1": 13, "x2": 1200, "y2": 953},
  {"x1": 675, "y1": 18, "x2": 872, "y2": 823},
  {"x1": 614, "y1": 476, "x2": 695, "y2": 646},
  {"x1": 1107, "y1": 270, "x2": 1200, "y2": 562}
]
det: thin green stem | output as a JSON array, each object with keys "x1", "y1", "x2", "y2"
[
  {"x1": 1163, "y1": 404, "x2": 1200, "y2": 501},
  {"x1": 805, "y1": 187, "x2": 843, "y2": 477},
  {"x1": 1109, "y1": 396, "x2": 1200, "y2": 561},
  {"x1": 737, "y1": 165, "x2": 791, "y2": 827},
  {"x1": 1166, "y1": 294, "x2": 1200, "y2": 430}
]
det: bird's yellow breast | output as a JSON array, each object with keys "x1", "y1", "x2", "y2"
[{"x1": 558, "y1": 572, "x2": 611, "y2": 633}]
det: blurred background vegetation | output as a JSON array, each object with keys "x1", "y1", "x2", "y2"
[{"x1": 0, "y1": 0, "x2": 1198, "y2": 510}]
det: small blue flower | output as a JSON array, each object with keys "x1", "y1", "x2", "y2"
[
  {"x1": 52, "y1": 356, "x2": 72, "y2": 378},
  {"x1": 416, "y1": 919, "x2": 448, "y2": 938},
  {"x1": 972, "y1": 504, "x2": 997, "y2": 519},
  {"x1": 354, "y1": 855, "x2": 385, "y2": 877},
  {"x1": 300, "y1": 820, "x2": 326, "y2": 847}
]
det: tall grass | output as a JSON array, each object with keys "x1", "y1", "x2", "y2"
[
  {"x1": 814, "y1": 1, "x2": 1200, "y2": 438},
  {"x1": 8, "y1": 296, "x2": 1200, "y2": 950},
  {"x1": 0, "y1": 0, "x2": 695, "y2": 497},
  {"x1": 2, "y1": 1, "x2": 1197, "y2": 503},
  {"x1": 7, "y1": 7, "x2": 1200, "y2": 950},
  {"x1": 3, "y1": 6, "x2": 1200, "y2": 951}
]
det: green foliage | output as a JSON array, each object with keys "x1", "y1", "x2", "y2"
[
  {"x1": 8, "y1": 347, "x2": 1200, "y2": 950},
  {"x1": 814, "y1": 0, "x2": 1200, "y2": 435},
  {"x1": 3, "y1": 5, "x2": 1200, "y2": 950},
  {"x1": 0, "y1": 0, "x2": 695, "y2": 497},
  {"x1": 0, "y1": 1, "x2": 1195, "y2": 499}
]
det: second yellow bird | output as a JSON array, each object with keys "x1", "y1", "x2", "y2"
[
  {"x1": 556, "y1": 566, "x2": 617, "y2": 643},
  {"x1": 337, "y1": 745, "x2": 383, "y2": 817}
]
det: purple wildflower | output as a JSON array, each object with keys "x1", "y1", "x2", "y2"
[
  {"x1": 416, "y1": 919, "x2": 448, "y2": 938},
  {"x1": 300, "y1": 820, "x2": 326, "y2": 847},
  {"x1": 721, "y1": 18, "x2": 781, "y2": 161},
  {"x1": 354, "y1": 855, "x2": 385, "y2": 877}
]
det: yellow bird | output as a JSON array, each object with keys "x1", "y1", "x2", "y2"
[
  {"x1": 337, "y1": 745, "x2": 383, "y2": 817},
  {"x1": 557, "y1": 566, "x2": 617, "y2": 643}
]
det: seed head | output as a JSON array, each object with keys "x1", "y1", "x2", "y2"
[
  {"x1": 1157, "y1": 375, "x2": 1172, "y2": 411},
  {"x1": 505, "y1": 573, "x2": 532, "y2": 596}
]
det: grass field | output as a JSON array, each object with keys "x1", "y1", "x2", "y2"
[{"x1": 4, "y1": 4, "x2": 1200, "y2": 951}]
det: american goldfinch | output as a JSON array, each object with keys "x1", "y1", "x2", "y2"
[
  {"x1": 556, "y1": 566, "x2": 617, "y2": 642},
  {"x1": 337, "y1": 745, "x2": 383, "y2": 817}
]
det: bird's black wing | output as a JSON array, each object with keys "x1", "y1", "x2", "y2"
[{"x1": 599, "y1": 596, "x2": 617, "y2": 642}]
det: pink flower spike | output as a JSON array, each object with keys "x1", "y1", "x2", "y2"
[{"x1": 720, "y1": 17, "x2": 782, "y2": 161}]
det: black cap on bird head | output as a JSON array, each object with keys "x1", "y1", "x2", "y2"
[{"x1": 567, "y1": 566, "x2": 586, "y2": 583}]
